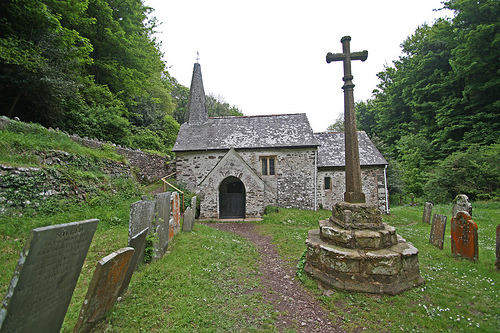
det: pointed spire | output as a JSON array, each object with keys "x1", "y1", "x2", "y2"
[{"x1": 186, "y1": 62, "x2": 208, "y2": 125}]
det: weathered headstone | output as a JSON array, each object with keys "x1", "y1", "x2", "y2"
[
  {"x1": 191, "y1": 195, "x2": 197, "y2": 217},
  {"x1": 74, "y1": 247, "x2": 135, "y2": 333},
  {"x1": 118, "y1": 227, "x2": 149, "y2": 296},
  {"x1": 183, "y1": 196, "x2": 197, "y2": 232},
  {"x1": 451, "y1": 212, "x2": 478, "y2": 262},
  {"x1": 170, "y1": 192, "x2": 181, "y2": 239},
  {"x1": 128, "y1": 199, "x2": 155, "y2": 243},
  {"x1": 183, "y1": 207, "x2": 194, "y2": 232},
  {"x1": 452, "y1": 194, "x2": 472, "y2": 218},
  {"x1": 429, "y1": 214, "x2": 447, "y2": 250},
  {"x1": 0, "y1": 219, "x2": 98, "y2": 333},
  {"x1": 153, "y1": 192, "x2": 171, "y2": 260},
  {"x1": 422, "y1": 202, "x2": 434, "y2": 224},
  {"x1": 496, "y1": 225, "x2": 500, "y2": 271}
]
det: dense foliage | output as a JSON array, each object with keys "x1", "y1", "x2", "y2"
[
  {"x1": 0, "y1": 0, "x2": 241, "y2": 154},
  {"x1": 356, "y1": 0, "x2": 500, "y2": 202}
]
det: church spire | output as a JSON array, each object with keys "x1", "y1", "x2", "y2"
[{"x1": 186, "y1": 62, "x2": 208, "y2": 125}]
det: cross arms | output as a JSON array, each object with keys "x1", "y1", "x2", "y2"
[{"x1": 326, "y1": 50, "x2": 368, "y2": 63}]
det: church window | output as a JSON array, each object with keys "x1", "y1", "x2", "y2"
[
  {"x1": 261, "y1": 156, "x2": 276, "y2": 176},
  {"x1": 325, "y1": 177, "x2": 331, "y2": 190}
]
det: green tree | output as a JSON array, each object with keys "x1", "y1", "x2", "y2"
[
  {"x1": 206, "y1": 93, "x2": 243, "y2": 117},
  {"x1": 0, "y1": 0, "x2": 92, "y2": 124},
  {"x1": 326, "y1": 112, "x2": 344, "y2": 132},
  {"x1": 168, "y1": 75, "x2": 190, "y2": 124},
  {"x1": 425, "y1": 144, "x2": 500, "y2": 202},
  {"x1": 395, "y1": 134, "x2": 433, "y2": 197},
  {"x1": 356, "y1": 0, "x2": 500, "y2": 200}
]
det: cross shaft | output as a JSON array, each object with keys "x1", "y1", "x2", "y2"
[{"x1": 326, "y1": 36, "x2": 368, "y2": 203}]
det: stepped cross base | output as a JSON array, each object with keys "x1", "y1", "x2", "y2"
[{"x1": 305, "y1": 202, "x2": 424, "y2": 295}]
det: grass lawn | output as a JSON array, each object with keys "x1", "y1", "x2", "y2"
[
  {"x1": 257, "y1": 204, "x2": 500, "y2": 332},
  {"x1": 1, "y1": 202, "x2": 499, "y2": 332}
]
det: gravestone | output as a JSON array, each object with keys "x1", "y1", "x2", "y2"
[
  {"x1": 153, "y1": 192, "x2": 171, "y2": 260},
  {"x1": 170, "y1": 192, "x2": 181, "y2": 240},
  {"x1": 183, "y1": 207, "x2": 195, "y2": 232},
  {"x1": 118, "y1": 227, "x2": 149, "y2": 296},
  {"x1": 191, "y1": 195, "x2": 197, "y2": 217},
  {"x1": 422, "y1": 202, "x2": 434, "y2": 224},
  {"x1": 74, "y1": 247, "x2": 135, "y2": 333},
  {"x1": 429, "y1": 214, "x2": 447, "y2": 250},
  {"x1": 128, "y1": 199, "x2": 155, "y2": 243},
  {"x1": 452, "y1": 194, "x2": 472, "y2": 218},
  {"x1": 451, "y1": 212, "x2": 478, "y2": 262},
  {"x1": 496, "y1": 225, "x2": 500, "y2": 271},
  {"x1": 183, "y1": 196, "x2": 197, "y2": 232},
  {"x1": 0, "y1": 219, "x2": 98, "y2": 333}
]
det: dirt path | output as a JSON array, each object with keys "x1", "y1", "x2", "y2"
[{"x1": 206, "y1": 222, "x2": 344, "y2": 333}]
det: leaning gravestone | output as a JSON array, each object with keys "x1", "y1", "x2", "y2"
[
  {"x1": 422, "y1": 202, "x2": 434, "y2": 224},
  {"x1": 451, "y1": 212, "x2": 478, "y2": 262},
  {"x1": 153, "y1": 192, "x2": 171, "y2": 261},
  {"x1": 0, "y1": 219, "x2": 98, "y2": 333},
  {"x1": 183, "y1": 206, "x2": 195, "y2": 232},
  {"x1": 169, "y1": 192, "x2": 181, "y2": 240},
  {"x1": 429, "y1": 214, "x2": 447, "y2": 250},
  {"x1": 74, "y1": 247, "x2": 135, "y2": 333},
  {"x1": 452, "y1": 194, "x2": 472, "y2": 218},
  {"x1": 496, "y1": 225, "x2": 500, "y2": 271},
  {"x1": 128, "y1": 199, "x2": 155, "y2": 243},
  {"x1": 118, "y1": 227, "x2": 149, "y2": 296}
]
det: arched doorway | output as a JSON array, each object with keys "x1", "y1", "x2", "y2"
[{"x1": 219, "y1": 176, "x2": 245, "y2": 219}]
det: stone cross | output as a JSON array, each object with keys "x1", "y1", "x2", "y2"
[{"x1": 326, "y1": 36, "x2": 368, "y2": 203}]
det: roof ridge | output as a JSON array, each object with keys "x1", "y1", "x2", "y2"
[
  {"x1": 314, "y1": 130, "x2": 366, "y2": 135},
  {"x1": 209, "y1": 113, "x2": 307, "y2": 120}
]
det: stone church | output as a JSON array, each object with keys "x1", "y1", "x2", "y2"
[{"x1": 172, "y1": 63, "x2": 388, "y2": 219}]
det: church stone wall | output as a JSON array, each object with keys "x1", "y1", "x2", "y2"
[
  {"x1": 317, "y1": 166, "x2": 388, "y2": 213},
  {"x1": 175, "y1": 150, "x2": 224, "y2": 191},
  {"x1": 196, "y1": 150, "x2": 266, "y2": 219},
  {"x1": 237, "y1": 148, "x2": 317, "y2": 211},
  {"x1": 175, "y1": 147, "x2": 317, "y2": 218}
]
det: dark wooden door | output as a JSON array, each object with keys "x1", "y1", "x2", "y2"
[
  {"x1": 219, "y1": 193, "x2": 245, "y2": 218},
  {"x1": 219, "y1": 177, "x2": 245, "y2": 219}
]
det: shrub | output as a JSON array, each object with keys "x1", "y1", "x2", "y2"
[
  {"x1": 424, "y1": 144, "x2": 500, "y2": 202},
  {"x1": 264, "y1": 205, "x2": 279, "y2": 215}
]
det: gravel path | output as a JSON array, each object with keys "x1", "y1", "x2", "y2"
[{"x1": 206, "y1": 222, "x2": 344, "y2": 333}]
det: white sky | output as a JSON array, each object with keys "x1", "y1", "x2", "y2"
[{"x1": 145, "y1": 0, "x2": 451, "y2": 132}]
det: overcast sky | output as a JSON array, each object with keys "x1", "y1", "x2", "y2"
[{"x1": 145, "y1": 0, "x2": 451, "y2": 132}]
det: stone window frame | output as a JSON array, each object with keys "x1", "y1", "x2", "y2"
[
  {"x1": 260, "y1": 156, "x2": 277, "y2": 176},
  {"x1": 324, "y1": 176, "x2": 332, "y2": 190}
]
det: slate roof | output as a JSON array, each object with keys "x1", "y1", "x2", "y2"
[
  {"x1": 172, "y1": 113, "x2": 319, "y2": 151},
  {"x1": 315, "y1": 131, "x2": 388, "y2": 167}
]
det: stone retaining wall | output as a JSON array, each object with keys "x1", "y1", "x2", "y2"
[
  {"x1": 69, "y1": 135, "x2": 174, "y2": 183},
  {"x1": 0, "y1": 151, "x2": 132, "y2": 212},
  {"x1": 0, "y1": 116, "x2": 174, "y2": 184}
]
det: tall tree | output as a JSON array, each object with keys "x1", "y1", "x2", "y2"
[
  {"x1": 0, "y1": 0, "x2": 92, "y2": 124},
  {"x1": 356, "y1": 0, "x2": 500, "y2": 200}
]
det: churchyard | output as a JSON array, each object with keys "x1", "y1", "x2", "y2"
[
  {"x1": 1, "y1": 196, "x2": 499, "y2": 331},
  {"x1": 0, "y1": 115, "x2": 498, "y2": 331}
]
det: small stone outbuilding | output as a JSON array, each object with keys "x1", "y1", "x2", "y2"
[{"x1": 172, "y1": 63, "x2": 388, "y2": 219}]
